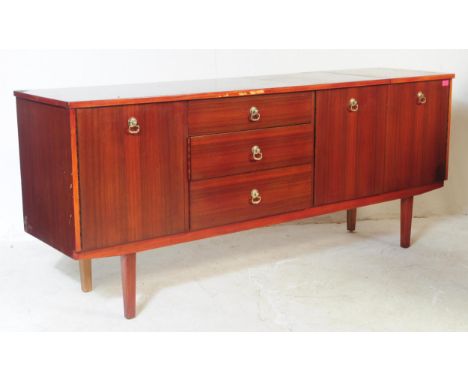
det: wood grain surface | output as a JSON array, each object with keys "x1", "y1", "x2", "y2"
[
  {"x1": 14, "y1": 69, "x2": 454, "y2": 108},
  {"x1": 384, "y1": 80, "x2": 450, "y2": 192},
  {"x1": 77, "y1": 102, "x2": 188, "y2": 250},
  {"x1": 315, "y1": 85, "x2": 388, "y2": 205},
  {"x1": 190, "y1": 164, "x2": 313, "y2": 230},
  {"x1": 188, "y1": 92, "x2": 313, "y2": 135},
  {"x1": 16, "y1": 99, "x2": 76, "y2": 255},
  {"x1": 190, "y1": 124, "x2": 313, "y2": 180}
]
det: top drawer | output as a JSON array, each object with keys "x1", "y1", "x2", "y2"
[{"x1": 188, "y1": 92, "x2": 314, "y2": 135}]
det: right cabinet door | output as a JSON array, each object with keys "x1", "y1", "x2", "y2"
[{"x1": 384, "y1": 80, "x2": 450, "y2": 192}]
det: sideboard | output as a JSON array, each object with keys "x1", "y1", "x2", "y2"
[{"x1": 14, "y1": 68, "x2": 454, "y2": 319}]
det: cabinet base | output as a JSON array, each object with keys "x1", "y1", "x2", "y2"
[
  {"x1": 76, "y1": 187, "x2": 435, "y2": 318},
  {"x1": 73, "y1": 182, "x2": 442, "y2": 261}
]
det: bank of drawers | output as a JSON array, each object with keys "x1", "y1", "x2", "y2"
[{"x1": 188, "y1": 92, "x2": 315, "y2": 230}]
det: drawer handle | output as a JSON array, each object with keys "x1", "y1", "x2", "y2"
[
  {"x1": 249, "y1": 106, "x2": 261, "y2": 122},
  {"x1": 348, "y1": 98, "x2": 359, "y2": 112},
  {"x1": 250, "y1": 189, "x2": 262, "y2": 205},
  {"x1": 417, "y1": 91, "x2": 427, "y2": 105},
  {"x1": 128, "y1": 117, "x2": 141, "y2": 135},
  {"x1": 251, "y1": 145, "x2": 263, "y2": 161}
]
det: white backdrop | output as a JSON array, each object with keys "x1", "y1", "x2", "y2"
[{"x1": 1, "y1": 50, "x2": 467, "y2": 240}]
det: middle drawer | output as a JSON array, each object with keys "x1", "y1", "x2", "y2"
[{"x1": 190, "y1": 124, "x2": 314, "y2": 180}]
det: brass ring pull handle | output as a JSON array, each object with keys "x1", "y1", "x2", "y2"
[
  {"x1": 251, "y1": 145, "x2": 263, "y2": 161},
  {"x1": 128, "y1": 117, "x2": 141, "y2": 135},
  {"x1": 348, "y1": 98, "x2": 359, "y2": 112},
  {"x1": 417, "y1": 91, "x2": 427, "y2": 105},
  {"x1": 249, "y1": 106, "x2": 261, "y2": 122},
  {"x1": 250, "y1": 189, "x2": 262, "y2": 205}
]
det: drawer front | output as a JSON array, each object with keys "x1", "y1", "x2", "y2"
[
  {"x1": 190, "y1": 124, "x2": 313, "y2": 180},
  {"x1": 190, "y1": 164, "x2": 312, "y2": 230},
  {"x1": 188, "y1": 92, "x2": 314, "y2": 135}
]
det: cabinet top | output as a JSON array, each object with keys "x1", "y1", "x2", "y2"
[{"x1": 14, "y1": 68, "x2": 454, "y2": 109}]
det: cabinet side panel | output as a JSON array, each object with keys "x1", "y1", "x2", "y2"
[
  {"x1": 16, "y1": 99, "x2": 76, "y2": 255},
  {"x1": 445, "y1": 79, "x2": 453, "y2": 180}
]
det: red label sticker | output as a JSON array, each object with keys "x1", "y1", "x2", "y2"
[{"x1": 442, "y1": 80, "x2": 449, "y2": 87}]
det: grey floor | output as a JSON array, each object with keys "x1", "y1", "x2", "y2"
[{"x1": 1, "y1": 215, "x2": 468, "y2": 331}]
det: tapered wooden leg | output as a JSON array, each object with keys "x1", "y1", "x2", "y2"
[
  {"x1": 400, "y1": 196, "x2": 414, "y2": 248},
  {"x1": 121, "y1": 253, "x2": 136, "y2": 319},
  {"x1": 79, "y1": 259, "x2": 92, "y2": 292},
  {"x1": 347, "y1": 208, "x2": 357, "y2": 232}
]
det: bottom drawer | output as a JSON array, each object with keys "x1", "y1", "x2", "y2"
[{"x1": 190, "y1": 164, "x2": 312, "y2": 230}]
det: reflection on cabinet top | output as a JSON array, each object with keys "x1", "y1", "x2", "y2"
[{"x1": 14, "y1": 68, "x2": 454, "y2": 109}]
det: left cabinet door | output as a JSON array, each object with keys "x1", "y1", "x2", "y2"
[
  {"x1": 77, "y1": 103, "x2": 188, "y2": 250},
  {"x1": 315, "y1": 85, "x2": 388, "y2": 205}
]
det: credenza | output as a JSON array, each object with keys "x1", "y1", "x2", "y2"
[{"x1": 14, "y1": 68, "x2": 454, "y2": 319}]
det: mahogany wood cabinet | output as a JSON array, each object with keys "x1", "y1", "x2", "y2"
[{"x1": 15, "y1": 68, "x2": 454, "y2": 319}]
